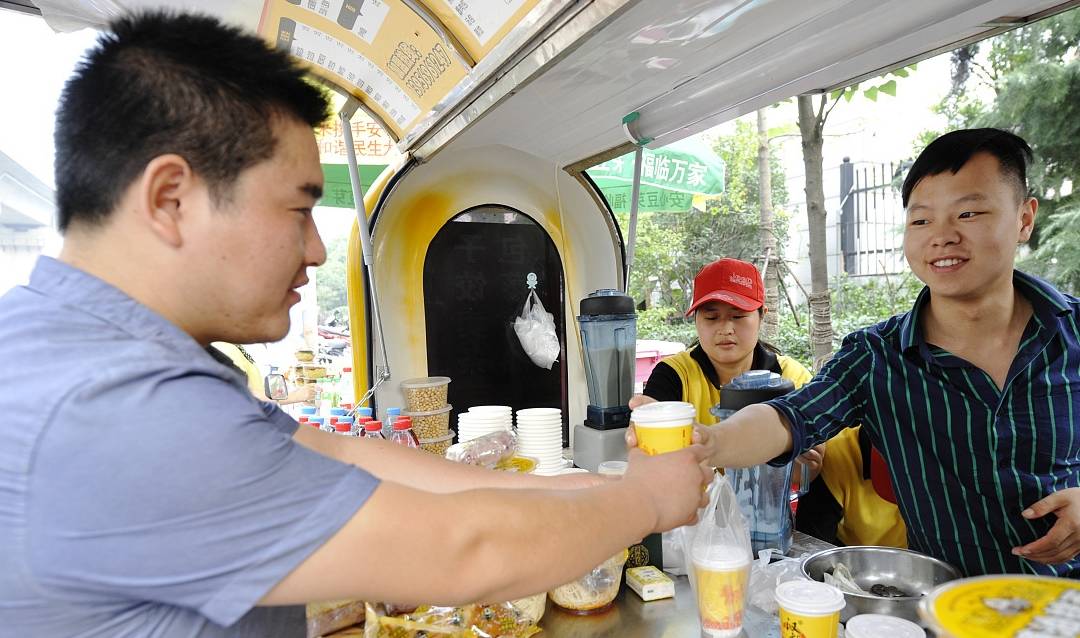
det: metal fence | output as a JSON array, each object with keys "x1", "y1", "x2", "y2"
[{"x1": 839, "y1": 158, "x2": 907, "y2": 276}]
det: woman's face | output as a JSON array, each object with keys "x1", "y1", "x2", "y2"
[{"x1": 694, "y1": 301, "x2": 763, "y2": 369}]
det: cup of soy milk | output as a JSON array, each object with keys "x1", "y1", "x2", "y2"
[{"x1": 630, "y1": 401, "x2": 695, "y2": 455}]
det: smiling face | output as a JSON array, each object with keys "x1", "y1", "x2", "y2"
[
  {"x1": 902, "y1": 152, "x2": 1037, "y2": 303},
  {"x1": 694, "y1": 301, "x2": 763, "y2": 370},
  {"x1": 189, "y1": 116, "x2": 327, "y2": 343}
]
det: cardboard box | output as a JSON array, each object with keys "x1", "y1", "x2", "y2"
[{"x1": 625, "y1": 566, "x2": 675, "y2": 601}]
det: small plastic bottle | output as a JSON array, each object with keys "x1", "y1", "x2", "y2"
[
  {"x1": 334, "y1": 419, "x2": 352, "y2": 435},
  {"x1": 339, "y1": 368, "x2": 355, "y2": 406},
  {"x1": 389, "y1": 418, "x2": 420, "y2": 448},
  {"x1": 362, "y1": 420, "x2": 385, "y2": 440}
]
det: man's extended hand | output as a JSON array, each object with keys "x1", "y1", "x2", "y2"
[
  {"x1": 628, "y1": 394, "x2": 657, "y2": 410},
  {"x1": 622, "y1": 446, "x2": 712, "y2": 532},
  {"x1": 1012, "y1": 487, "x2": 1080, "y2": 564},
  {"x1": 626, "y1": 423, "x2": 717, "y2": 465}
]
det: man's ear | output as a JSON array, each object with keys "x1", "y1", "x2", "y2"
[
  {"x1": 134, "y1": 154, "x2": 196, "y2": 248},
  {"x1": 1018, "y1": 196, "x2": 1038, "y2": 244}
]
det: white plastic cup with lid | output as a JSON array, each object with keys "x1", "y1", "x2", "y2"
[
  {"x1": 845, "y1": 614, "x2": 925, "y2": 638},
  {"x1": 690, "y1": 543, "x2": 752, "y2": 637},
  {"x1": 774, "y1": 580, "x2": 845, "y2": 638},
  {"x1": 630, "y1": 401, "x2": 696, "y2": 455},
  {"x1": 597, "y1": 460, "x2": 628, "y2": 477}
]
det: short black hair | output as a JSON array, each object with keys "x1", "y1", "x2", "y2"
[
  {"x1": 54, "y1": 11, "x2": 331, "y2": 232},
  {"x1": 901, "y1": 128, "x2": 1033, "y2": 208}
]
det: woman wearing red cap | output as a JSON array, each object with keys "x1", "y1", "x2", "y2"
[{"x1": 629, "y1": 257, "x2": 813, "y2": 422}]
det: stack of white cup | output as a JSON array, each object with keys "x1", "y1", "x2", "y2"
[
  {"x1": 458, "y1": 405, "x2": 513, "y2": 443},
  {"x1": 515, "y1": 408, "x2": 567, "y2": 475}
]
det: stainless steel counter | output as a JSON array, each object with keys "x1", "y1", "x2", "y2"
[{"x1": 537, "y1": 532, "x2": 837, "y2": 637}]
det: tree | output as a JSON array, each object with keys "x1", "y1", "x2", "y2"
[
  {"x1": 757, "y1": 109, "x2": 780, "y2": 340},
  {"x1": 795, "y1": 69, "x2": 907, "y2": 369},
  {"x1": 796, "y1": 95, "x2": 834, "y2": 369},
  {"x1": 316, "y1": 235, "x2": 350, "y2": 323},
  {"x1": 619, "y1": 118, "x2": 789, "y2": 315},
  {"x1": 934, "y1": 9, "x2": 1080, "y2": 292}
]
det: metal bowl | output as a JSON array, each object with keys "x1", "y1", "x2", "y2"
[{"x1": 800, "y1": 546, "x2": 962, "y2": 626}]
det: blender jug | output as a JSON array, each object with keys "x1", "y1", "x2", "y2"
[
  {"x1": 712, "y1": 371, "x2": 808, "y2": 554},
  {"x1": 577, "y1": 289, "x2": 636, "y2": 429}
]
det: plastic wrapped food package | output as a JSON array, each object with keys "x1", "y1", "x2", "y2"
[
  {"x1": 549, "y1": 549, "x2": 629, "y2": 613},
  {"x1": 307, "y1": 599, "x2": 366, "y2": 636},
  {"x1": 509, "y1": 593, "x2": 546, "y2": 625},
  {"x1": 445, "y1": 430, "x2": 517, "y2": 468},
  {"x1": 362, "y1": 601, "x2": 540, "y2": 637}
]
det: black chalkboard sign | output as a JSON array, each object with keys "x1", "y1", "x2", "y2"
[{"x1": 423, "y1": 208, "x2": 568, "y2": 445}]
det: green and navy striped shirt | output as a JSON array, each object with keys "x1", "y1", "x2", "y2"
[{"x1": 768, "y1": 270, "x2": 1080, "y2": 578}]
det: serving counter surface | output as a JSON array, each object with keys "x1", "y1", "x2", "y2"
[{"x1": 329, "y1": 532, "x2": 836, "y2": 637}]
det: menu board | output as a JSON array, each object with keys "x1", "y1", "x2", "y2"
[
  {"x1": 422, "y1": 0, "x2": 540, "y2": 59},
  {"x1": 259, "y1": 0, "x2": 469, "y2": 137}
]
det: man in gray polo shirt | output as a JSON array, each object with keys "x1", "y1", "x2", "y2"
[{"x1": 0, "y1": 11, "x2": 711, "y2": 637}]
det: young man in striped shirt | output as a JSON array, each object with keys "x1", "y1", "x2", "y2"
[{"x1": 691, "y1": 128, "x2": 1080, "y2": 577}]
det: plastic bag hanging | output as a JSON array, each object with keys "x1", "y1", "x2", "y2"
[
  {"x1": 682, "y1": 473, "x2": 754, "y2": 637},
  {"x1": 514, "y1": 275, "x2": 560, "y2": 369}
]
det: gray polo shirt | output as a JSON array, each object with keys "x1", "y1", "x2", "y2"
[{"x1": 0, "y1": 257, "x2": 380, "y2": 636}]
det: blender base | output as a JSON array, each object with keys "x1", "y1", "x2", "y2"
[{"x1": 572, "y1": 424, "x2": 628, "y2": 472}]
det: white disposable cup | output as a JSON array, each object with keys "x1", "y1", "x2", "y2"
[
  {"x1": 516, "y1": 408, "x2": 561, "y2": 417},
  {"x1": 469, "y1": 405, "x2": 512, "y2": 414},
  {"x1": 774, "y1": 580, "x2": 845, "y2": 638},
  {"x1": 631, "y1": 401, "x2": 696, "y2": 455},
  {"x1": 691, "y1": 546, "x2": 752, "y2": 638},
  {"x1": 845, "y1": 614, "x2": 924, "y2": 638},
  {"x1": 597, "y1": 461, "x2": 628, "y2": 477}
]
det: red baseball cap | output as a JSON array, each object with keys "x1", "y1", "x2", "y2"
[{"x1": 685, "y1": 258, "x2": 765, "y2": 316}]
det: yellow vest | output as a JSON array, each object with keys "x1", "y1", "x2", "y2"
[
  {"x1": 658, "y1": 348, "x2": 813, "y2": 424},
  {"x1": 211, "y1": 342, "x2": 265, "y2": 398},
  {"x1": 821, "y1": 427, "x2": 908, "y2": 548}
]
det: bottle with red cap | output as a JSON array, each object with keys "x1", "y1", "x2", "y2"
[
  {"x1": 332, "y1": 416, "x2": 354, "y2": 436},
  {"x1": 361, "y1": 420, "x2": 385, "y2": 440},
  {"x1": 389, "y1": 417, "x2": 420, "y2": 448}
]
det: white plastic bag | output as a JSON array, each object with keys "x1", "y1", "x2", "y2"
[
  {"x1": 747, "y1": 548, "x2": 807, "y2": 615},
  {"x1": 682, "y1": 474, "x2": 754, "y2": 636},
  {"x1": 513, "y1": 290, "x2": 560, "y2": 369}
]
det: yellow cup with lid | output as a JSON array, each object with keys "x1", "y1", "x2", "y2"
[
  {"x1": 692, "y1": 545, "x2": 752, "y2": 637},
  {"x1": 631, "y1": 401, "x2": 695, "y2": 455},
  {"x1": 774, "y1": 580, "x2": 845, "y2": 638}
]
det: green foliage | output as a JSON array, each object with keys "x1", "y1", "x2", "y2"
[
  {"x1": 636, "y1": 306, "x2": 697, "y2": 346},
  {"x1": 639, "y1": 274, "x2": 926, "y2": 371},
  {"x1": 931, "y1": 9, "x2": 1080, "y2": 293},
  {"x1": 830, "y1": 65, "x2": 916, "y2": 103},
  {"x1": 1020, "y1": 202, "x2": 1080, "y2": 295},
  {"x1": 316, "y1": 236, "x2": 350, "y2": 323},
  {"x1": 620, "y1": 118, "x2": 790, "y2": 309},
  {"x1": 764, "y1": 274, "x2": 925, "y2": 371}
]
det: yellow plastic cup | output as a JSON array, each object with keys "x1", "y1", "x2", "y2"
[
  {"x1": 774, "y1": 580, "x2": 845, "y2": 638},
  {"x1": 691, "y1": 546, "x2": 751, "y2": 637},
  {"x1": 631, "y1": 401, "x2": 695, "y2": 455}
]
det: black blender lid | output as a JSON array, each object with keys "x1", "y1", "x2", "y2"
[{"x1": 579, "y1": 289, "x2": 635, "y2": 316}]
